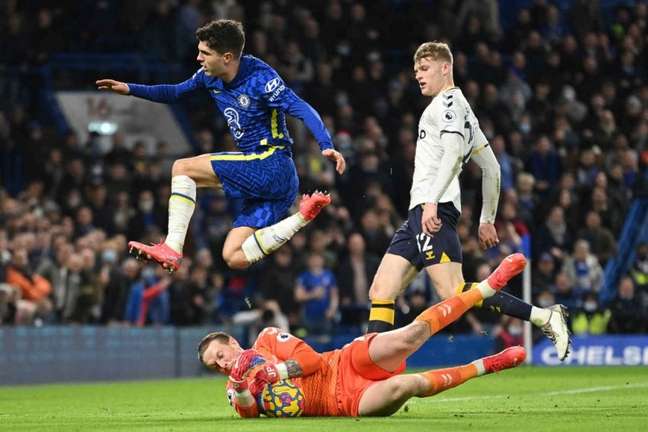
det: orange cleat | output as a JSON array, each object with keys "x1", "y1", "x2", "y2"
[
  {"x1": 298, "y1": 191, "x2": 332, "y2": 221},
  {"x1": 483, "y1": 346, "x2": 526, "y2": 374},
  {"x1": 127, "y1": 240, "x2": 182, "y2": 273},
  {"x1": 487, "y1": 253, "x2": 527, "y2": 290}
]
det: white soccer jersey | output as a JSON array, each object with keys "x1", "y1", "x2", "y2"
[{"x1": 409, "y1": 87, "x2": 490, "y2": 213}]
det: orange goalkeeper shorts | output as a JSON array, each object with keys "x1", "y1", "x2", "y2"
[{"x1": 335, "y1": 332, "x2": 407, "y2": 416}]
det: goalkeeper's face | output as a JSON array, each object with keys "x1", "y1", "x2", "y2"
[
  {"x1": 414, "y1": 57, "x2": 450, "y2": 97},
  {"x1": 202, "y1": 337, "x2": 243, "y2": 374}
]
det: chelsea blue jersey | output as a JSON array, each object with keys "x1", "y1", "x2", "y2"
[{"x1": 128, "y1": 55, "x2": 333, "y2": 154}]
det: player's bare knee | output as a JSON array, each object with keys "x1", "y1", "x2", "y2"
[
  {"x1": 368, "y1": 280, "x2": 395, "y2": 301},
  {"x1": 402, "y1": 322, "x2": 429, "y2": 347},
  {"x1": 222, "y1": 250, "x2": 250, "y2": 270},
  {"x1": 171, "y1": 158, "x2": 190, "y2": 177},
  {"x1": 385, "y1": 378, "x2": 412, "y2": 402}
]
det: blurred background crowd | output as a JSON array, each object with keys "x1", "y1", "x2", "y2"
[{"x1": 1, "y1": 0, "x2": 647, "y2": 345}]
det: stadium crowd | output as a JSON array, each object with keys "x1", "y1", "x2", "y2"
[{"x1": 1, "y1": 0, "x2": 647, "y2": 343}]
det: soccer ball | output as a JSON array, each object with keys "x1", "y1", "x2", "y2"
[{"x1": 256, "y1": 379, "x2": 305, "y2": 417}]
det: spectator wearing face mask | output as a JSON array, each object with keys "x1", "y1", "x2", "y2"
[
  {"x1": 572, "y1": 292, "x2": 610, "y2": 336},
  {"x1": 128, "y1": 190, "x2": 165, "y2": 241}
]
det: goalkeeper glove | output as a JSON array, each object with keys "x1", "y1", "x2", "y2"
[
  {"x1": 249, "y1": 363, "x2": 288, "y2": 396},
  {"x1": 230, "y1": 349, "x2": 265, "y2": 381}
]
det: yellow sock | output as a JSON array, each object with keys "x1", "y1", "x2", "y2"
[{"x1": 368, "y1": 299, "x2": 395, "y2": 332}]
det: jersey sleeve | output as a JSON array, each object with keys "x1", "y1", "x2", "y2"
[
  {"x1": 470, "y1": 139, "x2": 501, "y2": 224},
  {"x1": 253, "y1": 327, "x2": 323, "y2": 377},
  {"x1": 257, "y1": 71, "x2": 333, "y2": 151},
  {"x1": 127, "y1": 68, "x2": 206, "y2": 103}
]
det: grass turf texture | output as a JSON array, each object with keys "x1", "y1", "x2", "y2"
[{"x1": 2, "y1": 367, "x2": 647, "y2": 431}]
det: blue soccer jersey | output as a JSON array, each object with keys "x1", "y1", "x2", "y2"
[
  {"x1": 127, "y1": 55, "x2": 333, "y2": 154},
  {"x1": 126, "y1": 55, "x2": 333, "y2": 228}
]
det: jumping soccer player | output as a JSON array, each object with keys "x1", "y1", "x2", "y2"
[
  {"x1": 96, "y1": 19, "x2": 345, "y2": 272},
  {"x1": 199, "y1": 253, "x2": 527, "y2": 417},
  {"x1": 365, "y1": 41, "x2": 570, "y2": 361}
]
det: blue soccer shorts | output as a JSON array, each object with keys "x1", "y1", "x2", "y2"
[{"x1": 210, "y1": 147, "x2": 299, "y2": 228}]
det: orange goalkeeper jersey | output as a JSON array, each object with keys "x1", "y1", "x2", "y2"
[{"x1": 250, "y1": 327, "x2": 340, "y2": 416}]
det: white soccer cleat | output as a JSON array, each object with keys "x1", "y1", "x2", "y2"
[{"x1": 541, "y1": 304, "x2": 571, "y2": 361}]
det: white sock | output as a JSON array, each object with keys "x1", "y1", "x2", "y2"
[
  {"x1": 476, "y1": 280, "x2": 496, "y2": 299},
  {"x1": 530, "y1": 306, "x2": 552, "y2": 327},
  {"x1": 164, "y1": 175, "x2": 196, "y2": 253},
  {"x1": 241, "y1": 212, "x2": 308, "y2": 264},
  {"x1": 471, "y1": 359, "x2": 486, "y2": 376}
]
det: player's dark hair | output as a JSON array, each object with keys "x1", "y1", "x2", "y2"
[
  {"x1": 197, "y1": 331, "x2": 231, "y2": 364},
  {"x1": 196, "y1": 19, "x2": 245, "y2": 58}
]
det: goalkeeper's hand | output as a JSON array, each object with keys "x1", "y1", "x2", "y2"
[
  {"x1": 248, "y1": 363, "x2": 284, "y2": 396},
  {"x1": 230, "y1": 349, "x2": 264, "y2": 381},
  {"x1": 228, "y1": 376, "x2": 249, "y2": 393}
]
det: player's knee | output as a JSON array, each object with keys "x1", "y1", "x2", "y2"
[
  {"x1": 172, "y1": 157, "x2": 202, "y2": 178},
  {"x1": 222, "y1": 250, "x2": 250, "y2": 270},
  {"x1": 384, "y1": 378, "x2": 411, "y2": 402},
  {"x1": 402, "y1": 322, "x2": 429, "y2": 347},
  {"x1": 171, "y1": 158, "x2": 190, "y2": 177},
  {"x1": 369, "y1": 279, "x2": 396, "y2": 301}
]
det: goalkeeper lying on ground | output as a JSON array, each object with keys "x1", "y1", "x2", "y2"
[{"x1": 198, "y1": 253, "x2": 528, "y2": 417}]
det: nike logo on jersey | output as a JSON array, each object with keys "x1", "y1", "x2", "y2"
[{"x1": 212, "y1": 89, "x2": 221, "y2": 94}]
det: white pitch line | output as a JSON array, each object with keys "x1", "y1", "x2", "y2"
[
  {"x1": 545, "y1": 383, "x2": 648, "y2": 396},
  {"x1": 408, "y1": 382, "x2": 648, "y2": 405}
]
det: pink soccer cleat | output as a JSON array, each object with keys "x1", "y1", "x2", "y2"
[
  {"x1": 128, "y1": 240, "x2": 182, "y2": 273},
  {"x1": 483, "y1": 346, "x2": 526, "y2": 374},
  {"x1": 487, "y1": 253, "x2": 527, "y2": 290},
  {"x1": 298, "y1": 191, "x2": 332, "y2": 221}
]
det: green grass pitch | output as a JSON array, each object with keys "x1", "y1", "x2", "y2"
[{"x1": 2, "y1": 367, "x2": 647, "y2": 431}]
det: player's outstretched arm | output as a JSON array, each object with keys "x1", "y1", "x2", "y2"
[
  {"x1": 471, "y1": 142, "x2": 501, "y2": 249},
  {"x1": 96, "y1": 69, "x2": 205, "y2": 103},
  {"x1": 96, "y1": 79, "x2": 130, "y2": 95}
]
